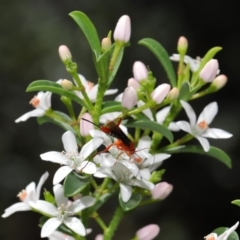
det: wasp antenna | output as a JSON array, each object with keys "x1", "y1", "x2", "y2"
[{"x1": 81, "y1": 118, "x2": 100, "y2": 128}]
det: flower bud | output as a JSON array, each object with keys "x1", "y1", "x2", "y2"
[
  {"x1": 167, "y1": 87, "x2": 179, "y2": 100},
  {"x1": 136, "y1": 224, "x2": 160, "y2": 240},
  {"x1": 211, "y1": 74, "x2": 227, "y2": 90},
  {"x1": 58, "y1": 45, "x2": 72, "y2": 63},
  {"x1": 133, "y1": 61, "x2": 148, "y2": 82},
  {"x1": 101, "y1": 37, "x2": 112, "y2": 52},
  {"x1": 95, "y1": 234, "x2": 103, "y2": 240},
  {"x1": 177, "y1": 36, "x2": 188, "y2": 55},
  {"x1": 121, "y1": 86, "x2": 138, "y2": 109},
  {"x1": 80, "y1": 113, "x2": 94, "y2": 137},
  {"x1": 199, "y1": 59, "x2": 219, "y2": 82},
  {"x1": 151, "y1": 84, "x2": 171, "y2": 104},
  {"x1": 113, "y1": 15, "x2": 131, "y2": 43},
  {"x1": 61, "y1": 79, "x2": 73, "y2": 90},
  {"x1": 151, "y1": 182, "x2": 173, "y2": 200},
  {"x1": 127, "y1": 78, "x2": 140, "y2": 90}
]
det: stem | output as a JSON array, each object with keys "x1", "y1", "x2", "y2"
[
  {"x1": 104, "y1": 206, "x2": 125, "y2": 240},
  {"x1": 92, "y1": 212, "x2": 108, "y2": 231},
  {"x1": 109, "y1": 43, "x2": 123, "y2": 73}
]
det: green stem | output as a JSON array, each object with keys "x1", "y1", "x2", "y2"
[
  {"x1": 61, "y1": 96, "x2": 76, "y2": 121},
  {"x1": 92, "y1": 212, "x2": 108, "y2": 231},
  {"x1": 104, "y1": 206, "x2": 125, "y2": 240},
  {"x1": 109, "y1": 43, "x2": 123, "y2": 74}
]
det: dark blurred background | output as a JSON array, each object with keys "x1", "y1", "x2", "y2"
[{"x1": 1, "y1": 0, "x2": 240, "y2": 239}]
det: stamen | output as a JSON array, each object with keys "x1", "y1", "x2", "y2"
[
  {"x1": 198, "y1": 120, "x2": 208, "y2": 130},
  {"x1": 87, "y1": 81, "x2": 94, "y2": 90},
  {"x1": 204, "y1": 233, "x2": 216, "y2": 240},
  {"x1": 29, "y1": 96, "x2": 40, "y2": 107},
  {"x1": 17, "y1": 190, "x2": 27, "y2": 201}
]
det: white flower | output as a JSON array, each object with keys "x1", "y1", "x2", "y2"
[
  {"x1": 2, "y1": 172, "x2": 49, "y2": 218},
  {"x1": 170, "y1": 54, "x2": 201, "y2": 72},
  {"x1": 74, "y1": 74, "x2": 118, "y2": 102},
  {"x1": 176, "y1": 100, "x2": 232, "y2": 152},
  {"x1": 204, "y1": 221, "x2": 239, "y2": 240},
  {"x1": 48, "y1": 229, "x2": 92, "y2": 240},
  {"x1": 31, "y1": 184, "x2": 95, "y2": 238},
  {"x1": 15, "y1": 91, "x2": 52, "y2": 122},
  {"x1": 136, "y1": 224, "x2": 160, "y2": 240},
  {"x1": 40, "y1": 131, "x2": 103, "y2": 184}
]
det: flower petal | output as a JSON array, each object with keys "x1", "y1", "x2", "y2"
[
  {"x1": 156, "y1": 106, "x2": 171, "y2": 124},
  {"x1": 218, "y1": 221, "x2": 239, "y2": 240},
  {"x1": 105, "y1": 89, "x2": 118, "y2": 95},
  {"x1": 137, "y1": 100, "x2": 153, "y2": 120},
  {"x1": 41, "y1": 218, "x2": 61, "y2": 238},
  {"x1": 76, "y1": 161, "x2": 97, "y2": 174},
  {"x1": 79, "y1": 137, "x2": 103, "y2": 159},
  {"x1": 201, "y1": 128, "x2": 233, "y2": 139},
  {"x1": 136, "y1": 224, "x2": 160, "y2": 240},
  {"x1": 53, "y1": 166, "x2": 73, "y2": 185},
  {"x1": 196, "y1": 136, "x2": 210, "y2": 152},
  {"x1": 137, "y1": 136, "x2": 151, "y2": 150},
  {"x1": 64, "y1": 217, "x2": 86, "y2": 236},
  {"x1": 120, "y1": 183, "x2": 132, "y2": 202},
  {"x1": 36, "y1": 171, "x2": 49, "y2": 200},
  {"x1": 176, "y1": 121, "x2": 193, "y2": 134},
  {"x1": 180, "y1": 100, "x2": 196, "y2": 126},
  {"x1": 53, "y1": 184, "x2": 68, "y2": 207},
  {"x1": 69, "y1": 196, "x2": 96, "y2": 213},
  {"x1": 1, "y1": 202, "x2": 30, "y2": 218},
  {"x1": 15, "y1": 109, "x2": 45, "y2": 123},
  {"x1": 100, "y1": 112, "x2": 121, "y2": 123},
  {"x1": 31, "y1": 200, "x2": 57, "y2": 215},
  {"x1": 39, "y1": 92, "x2": 52, "y2": 110},
  {"x1": 62, "y1": 131, "x2": 78, "y2": 153},
  {"x1": 40, "y1": 151, "x2": 69, "y2": 165},
  {"x1": 197, "y1": 102, "x2": 218, "y2": 125}
]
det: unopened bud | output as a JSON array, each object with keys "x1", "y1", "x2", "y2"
[
  {"x1": 136, "y1": 224, "x2": 160, "y2": 240},
  {"x1": 151, "y1": 84, "x2": 171, "y2": 104},
  {"x1": 177, "y1": 36, "x2": 188, "y2": 55},
  {"x1": 80, "y1": 113, "x2": 94, "y2": 137},
  {"x1": 211, "y1": 74, "x2": 227, "y2": 90},
  {"x1": 200, "y1": 59, "x2": 219, "y2": 82},
  {"x1": 127, "y1": 78, "x2": 140, "y2": 90},
  {"x1": 95, "y1": 234, "x2": 103, "y2": 240},
  {"x1": 167, "y1": 87, "x2": 179, "y2": 100},
  {"x1": 58, "y1": 45, "x2": 72, "y2": 63},
  {"x1": 151, "y1": 182, "x2": 173, "y2": 200},
  {"x1": 101, "y1": 37, "x2": 112, "y2": 52},
  {"x1": 133, "y1": 61, "x2": 148, "y2": 82},
  {"x1": 121, "y1": 87, "x2": 138, "y2": 109},
  {"x1": 61, "y1": 79, "x2": 73, "y2": 90},
  {"x1": 113, "y1": 15, "x2": 131, "y2": 43}
]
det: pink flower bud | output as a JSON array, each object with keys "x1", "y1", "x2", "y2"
[
  {"x1": 113, "y1": 15, "x2": 131, "y2": 43},
  {"x1": 128, "y1": 78, "x2": 140, "y2": 90},
  {"x1": 211, "y1": 74, "x2": 227, "y2": 90},
  {"x1": 133, "y1": 61, "x2": 148, "y2": 82},
  {"x1": 95, "y1": 234, "x2": 103, "y2": 240},
  {"x1": 167, "y1": 87, "x2": 179, "y2": 100},
  {"x1": 136, "y1": 224, "x2": 160, "y2": 240},
  {"x1": 151, "y1": 84, "x2": 171, "y2": 104},
  {"x1": 121, "y1": 86, "x2": 138, "y2": 109},
  {"x1": 58, "y1": 45, "x2": 72, "y2": 63},
  {"x1": 80, "y1": 113, "x2": 94, "y2": 137},
  {"x1": 101, "y1": 37, "x2": 112, "y2": 52},
  {"x1": 199, "y1": 59, "x2": 219, "y2": 82},
  {"x1": 61, "y1": 79, "x2": 73, "y2": 90},
  {"x1": 177, "y1": 36, "x2": 188, "y2": 55},
  {"x1": 151, "y1": 182, "x2": 173, "y2": 200}
]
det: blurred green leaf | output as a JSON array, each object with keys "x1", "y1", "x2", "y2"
[
  {"x1": 179, "y1": 81, "x2": 192, "y2": 100},
  {"x1": 64, "y1": 172, "x2": 91, "y2": 197},
  {"x1": 43, "y1": 190, "x2": 55, "y2": 204},
  {"x1": 101, "y1": 101, "x2": 123, "y2": 114},
  {"x1": 213, "y1": 227, "x2": 239, "y2": 240},
  {"x1": 69, "y1": 11, "x2": 101, "y2": 56},
  {"x1": 119, "y1": 193, "x2": 142, "y2": 211},
  {"x1": 125, "y1": 119, "x2": 174, "y2": 143},
  {"x1": 26, "y1": 80, "x2": 88, "y2": 109},
  {"x1": 139, "y1": 38, "x2": 176, "y2": 87},
  {"x1": 165, "y1": 145, "x2": 232, "y2": 168},
  {"x1": 232, "y1": 200, "x2": 240, "y2": 207}
]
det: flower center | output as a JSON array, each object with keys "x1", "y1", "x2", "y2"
[
  {"x1": 204, "y1": 233, "x2": 216, "y2": 240},
  {"x1": 87, "y1": 81, "x2": 94, "y2": 90},
  {"x1": 198, "y1": 120, "x2": 208, "y2": 130},
  {"x1": 17, "y1": 190, "x2": 27, "y2": 201},
  {"x1": 57, "y1": 203, "x2": 73, "y2": 221},
  {"x1": 62, "y1": 150, "x2": 82, "y2": 168},
  {"x1": 29, "y1": 96, "x2": 40, "y2": 108}
]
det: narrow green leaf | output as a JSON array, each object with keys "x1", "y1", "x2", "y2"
[
  {"x1": 232, "y1": 200, "x2": 240, "y2": 207},
  {"x1": 101, "y1": 101, "x2": 123, "y2": 114},
  {"x1": 69, "y1": 11, "x2": 101, "y2": 56},
  {"x1": 26, "y1": 80, "x2": 88, "y2": 109},
  {"x1": 213, "y1": 227, "x2": 239, "y2": 240},
  {"x1": 139, "y1": 38, "x2": 176, "y2": 86},
  {"x1": 63, "y1": 172, "x2": 91, "y2": 197},
  {"x1": 165, "y1": 145, "x2": 232, "y2": 168},
  {"x1": 178, "y1": 81, "x2": 193, "y2": 100},
  {"x1": 125, "y1": 119, "x2": 174, "y2": 143},
  {"x1": 119, "y1": 193, "x2": 142, "y2": 211}
]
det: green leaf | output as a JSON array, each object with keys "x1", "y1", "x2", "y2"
[
  {"x1": 125, "y1": 119, "x2": 174, "y2": 143},
  {"x1": 178, "y1": 81, "x2": 193, "y2": 100},
  {"x1": 101, "y1": 101, "x2": 123, "y2": 114},
  {"x1": 213, "y1": 227, "x2": 239, "y2": 240},
  {"x1": 139, "y1": 38, "x2": 176, "y2": 87},
  {"x1": 119, "y1": 193, "x2": 142, "y2": 211},
  {"x1": 165, "y1": 145, "x2": 232, "y2": 168},
  {"x1": 43, "y1": 190, "x2": 55, "y2": 204},
  {"x1": 69, "y1": 11, "x2": 101, "y2": 56},
  {"x1": 26, "y1": 80, "x2": 88, "y2": 109},
  {"x1": 108, "y1": 46, "x2": 124, "y2": 86},
  {"x1": 232, "y1": 200, "x2": 240, "y2": 207},
  {"x1": 63, "y1": 172, "x2": 91, "y2": 197}
]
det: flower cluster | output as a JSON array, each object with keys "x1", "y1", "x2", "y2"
[{"x1": 2, "y1": 11, "x2": 238, "y2": 240}]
